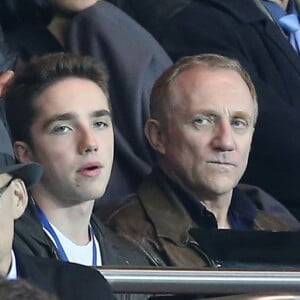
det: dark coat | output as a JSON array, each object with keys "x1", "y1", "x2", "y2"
[
  {"x1": 107, "y1": 169, "x2": 300, "y2": 267},
  {"x1": 14, "y1": 200, "x2": 150, "y2": 300},
  {"x1": 15, "y1": 250, "x2": 113, "y2": 300},
  {"x1": 107, "y1": 0, "x2": 300, "y2": 220},
  {"x1": 13, "y1": 199, "x2": 149, "y2": 266}
]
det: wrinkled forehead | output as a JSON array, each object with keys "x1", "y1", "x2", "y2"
[{"x1": 168, "y1": 67, "x2": 255, "y2": 116}]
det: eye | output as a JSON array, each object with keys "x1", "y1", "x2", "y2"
[
  {"x1": 193, "y1": 115, "x2": 213, "y2": 128},
  {"x1": 52, "y1": 125, "x2": 71, "y2": 135},
  {"x1": 231, "y1": 118, "x2": 248, "y2": 129},
  {"x1": 93, "y1": 120, "x2": 109, "y2": 129}
]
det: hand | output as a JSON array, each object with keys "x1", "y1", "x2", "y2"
[{"x1": 0, "y1": 70, "x2": 14, "y2": 97}]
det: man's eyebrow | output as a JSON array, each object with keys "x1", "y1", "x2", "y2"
[
  {"x1": 43, "y1": 113, "x2": 76, "y2": 129},
  {"x1": 90, "y1": 110, "x2": 111, "y2": 118},
  {"x1": 231, "y1": 111, "x2": 252, "y2": 120},
  {"x1": 195, "y1": 109, "x2": 252, "y2": 118},
  {"x1": 43, "y1": 110, "x2": 112, "y2": 130},
  {"x1": 193, "y1": 109, "x2": 218, "y2": 117}
]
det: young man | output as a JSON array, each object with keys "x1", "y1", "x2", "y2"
[
  {"x1": 107, "y1": 54, "x2": 300, "y2": 267},
  {"x1": 0, "y1": 118, "x2": 113, "y2": 300},
  {"x1": 4, "y1": 53, "x2": 148, "y2": 270}
]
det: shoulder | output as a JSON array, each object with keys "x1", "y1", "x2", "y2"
[
  {"x1": 92, "y1": 214, "x2": 149, "y2": 266},
  {"x1": 106, "y1": 193, "x2": 153, "y2": 242},
  {"x1": 237, "y1": 184, "x2": 300, "y2": 230},
  {"x1": 108, "y1": 194, "x2": 145, "y2": 224},
  {"x1": 14, "y1": 201, "x2": 56, "y2": 258}
]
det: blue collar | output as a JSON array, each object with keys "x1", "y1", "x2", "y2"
[
  {"x1": 264, "y1": 0, "x2": 298, "y2": 19},
  {"x1": 35, "y1": 203, "x2": 97, "y2": 266}
]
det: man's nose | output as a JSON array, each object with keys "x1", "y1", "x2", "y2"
[
  {"x1": 78, "y1": 128, "x2": 98, "y2": 154},
  {"x1": 211, "y1": 120, "x2": 235, "y2": 151}
]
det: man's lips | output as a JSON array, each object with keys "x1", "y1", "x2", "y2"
[
  {"x1": 77, "y1": 162, "x2": 103, "y2": 177},
  {"x1": 207, "y1": 161, "x2": 236, "y2": 167}
]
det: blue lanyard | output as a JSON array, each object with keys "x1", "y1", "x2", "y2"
[{"x1": 35, "y1": 204, "x2": 97, "y2": 266}]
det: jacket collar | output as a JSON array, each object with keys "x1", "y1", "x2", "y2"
[
  {"x1": 199, "y1": 0, "x2": 267, "y2": 24},
  {"x1": 136, "y1": 168, "x2": 259, "y2": 244},
  {"x1": 136, "y1": 168, "x2": 196, "y2": 245}
]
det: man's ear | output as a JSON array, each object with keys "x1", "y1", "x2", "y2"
[
  {"x1": 12, "y1": 179, "x2": 28, "y2": 220},
  {"x1": 144, "y1": 118, "x2": 166, "y2": 155},
  {"x1": 14, "y1": 141, "x2": 33, "y2": 164}
]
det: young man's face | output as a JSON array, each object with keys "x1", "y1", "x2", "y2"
[
  {"x1": 24, "y1": 77, "x2": 114, "y2": 205},
  {"x1": 157, "y1": 66, "x2": 255, "y2": 199}
]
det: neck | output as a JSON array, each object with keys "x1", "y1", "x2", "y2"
[
  {"x1": 159, "y1": 163, "x2": 233, "y2": 228},
  {"x1": 47, "y1": 15, "x2": 71, "y2": 48},
  {"x1": 269, "y1": 0, "x2": 290, "y2": 10},
  {"x1": 200, "y1": 193, "x2": 232, "y2": 229},
  {"x1": 0, "y1": 251, "x2": 12, "y2": 278},
  {"x1": 31, "y1": 188, "x2": 94, "y2": 245}
]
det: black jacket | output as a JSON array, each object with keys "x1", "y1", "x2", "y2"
[
  {"x1": 14, "y1": 199, "x2": 149, "y2": 266},
  {"x1": 15, "y1": 250, "x2": 113, "y2": 300},
  {"x1": 107, "y1": 0, "x2": 300, "y2": 220},
  {"x1": 14, "y1": 200, "x2": 150, "y2": 300}
]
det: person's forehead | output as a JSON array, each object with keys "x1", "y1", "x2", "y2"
[
  {"x1": 175, "y1": 65, "x2": 245, "y2": 87},
  {"x1": 35, "y1": 77, "x2": 109, "y2": 114},
  {"x1": 170, "y1": 67, "x2": 253, "y2": 112}
]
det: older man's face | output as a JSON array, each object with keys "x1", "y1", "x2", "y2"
[
  {"x1": 159, "y1": 66, "x2": 255, "y2": 199},
  {"x1": 0, "y1": 174, "x2": 15, "y2": 276}
]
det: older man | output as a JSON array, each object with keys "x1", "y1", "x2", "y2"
[
  {"x1": 107, "y1": 54, "x2": 300, "y2": 267},
  {"x1": 0, "y1": 118, "x2": 113, "y2": 300},
  {"x1": 107, "y1": 0, "x2": 300, "y2": 221}
]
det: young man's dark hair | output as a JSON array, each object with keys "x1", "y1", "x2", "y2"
[{"x1": 5, "y1": 52, "x2": 109, "y2": 146}]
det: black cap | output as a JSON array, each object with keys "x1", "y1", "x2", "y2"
[{"x1": 0, "y1": 118, "x2": 42, "y2": 189}]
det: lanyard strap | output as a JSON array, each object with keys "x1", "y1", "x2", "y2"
[{"x1": 35, "y1": 204, "x2": 97, "y2": 266}]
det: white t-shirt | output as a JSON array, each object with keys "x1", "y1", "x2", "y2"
[
  {"x1": 44, "y1": 223, "x2": 102, "y2": 266},
  {"x1": 6, "y1": 250, "x2": 17, "y2": 280}
]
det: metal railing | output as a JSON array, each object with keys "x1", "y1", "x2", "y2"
[{"x1": 98, "y1": 268, "x2": 300, "y2": 295}]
